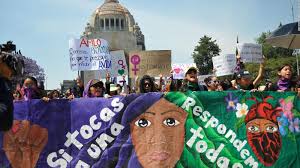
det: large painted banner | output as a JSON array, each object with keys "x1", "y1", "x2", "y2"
[{"x1": 1, "y1": 92, "x2": 300, "y2": 168}]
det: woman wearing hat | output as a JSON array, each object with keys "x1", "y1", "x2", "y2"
[{"x1": 180, "y1": 66, "x2": 207, "y2": 92}]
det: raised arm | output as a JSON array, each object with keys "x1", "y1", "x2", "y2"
[{"x1": 253, "y1": 56, "x2": 265, "y2": 86}]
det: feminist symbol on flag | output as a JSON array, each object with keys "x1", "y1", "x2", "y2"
[{"x1": 131, "y1": 55, "x2": 141, "y2": 75}]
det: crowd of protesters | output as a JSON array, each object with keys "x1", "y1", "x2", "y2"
[{"x1": 11, "y1": 54, "x2": 300, "y2": 102}]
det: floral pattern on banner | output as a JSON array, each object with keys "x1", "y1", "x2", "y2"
[
  {"x1": 225, "y1": 92, "x2": 238, "y2": 111},
  {"x1": 236, "y1": 103, "x2": 249, "y2": 118}
]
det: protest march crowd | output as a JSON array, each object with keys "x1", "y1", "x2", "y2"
[
  {"x1": 1, "y1": 42, "x2": 300, "y2": 168},
  {"x1": 9, "y1": 53, "x2": 299, "y2": 102}
]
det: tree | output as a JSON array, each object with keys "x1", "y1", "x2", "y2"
[
  {"x1": 250, "y1": 30, "x2": 297, "y2": 83},
  {"x1": 256, "y1": 31, "x2": 294, "y2": 59},
  {"x1": 192, "y1": 35, "x2": 221, "y2": 75},
  {"x1": 11, "y1": 55, "x2": 45, "y2": 86}
]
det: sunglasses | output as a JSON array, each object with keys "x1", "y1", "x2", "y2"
[{"x1": 209, "y1": 80, "x2": 219, "y2": 84}]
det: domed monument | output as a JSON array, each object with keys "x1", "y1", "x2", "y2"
[
  {"x1": 82, "y1": 0, "x2": 145, "y2": 51},
  {"x1": 80, "y1": 0, "x2": 171, "y2": 86}
]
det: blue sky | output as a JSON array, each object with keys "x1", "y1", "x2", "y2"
[{"x1": 0, "y1": 0, "x2": 297, "y2": 89}]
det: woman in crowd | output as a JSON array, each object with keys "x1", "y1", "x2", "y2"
[
  {"x1": 48, "y1": 90, "x2": 61, "y2": 99},
  {"x1": 13, "y1": 88, "x2": 23, "y2": 101},
  {"x1": 73, "y1": 77, "x2": 84, "y2": 98},
  {"x1": 204, "y1": 76, "x2": 220, "y2": 91},
  {"x1": 233, "y1": 54, "x2": 265, "y2": 91},
  {"x1": 83, "y1": 79, "x2": 106, "y2": 98},
  {"x1": 21, "y1": 76, "x2": 42, "y2": 100},
  {"x1": 180, "y1": 66, "x2": 207, "y2": 92},
  {"x1": 267, "y1": 64, "x2": 297, "y2": 92},
  {"x1": 139, "y1": 75, "x2": 157, "y2": 93}
]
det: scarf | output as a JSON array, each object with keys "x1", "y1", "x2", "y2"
[{"x1": 277, "y1": 78, "x2": 290, "y2": 91}]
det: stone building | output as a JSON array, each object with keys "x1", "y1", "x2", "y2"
[{"x1": 81, "y1": 0, "x2": 146, "y2": 84}]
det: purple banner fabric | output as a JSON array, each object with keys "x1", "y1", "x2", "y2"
[{"x1": 0, "y1": 93, "x2": 162, "y2": 168}]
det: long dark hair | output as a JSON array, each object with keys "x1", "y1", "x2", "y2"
[{"x1": 139, "y1": 75, "x2": 156, "y2": 93}]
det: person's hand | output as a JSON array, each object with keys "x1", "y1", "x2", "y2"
[
  {"x1": 212, "y1": 68, "x2": 217, "y2": 74},
  {"x1": 120, "y1": 92, "x2": 127, "y2": 96},
  {"x1": 250, "y1": 89, "x2": 258, "y2": 92},
  {"x1": 106, "y1": 72, "x2": 111, "y2": 82},
  {"x1": 135, "y1": 75, "x2": 139, "y2": 82},
  {"x1": 67, "y1": 94, "x2": 75, "y2": 100},
  {"x1": 159, "y1": 74, "x2": 163, "y2": 81},
  {"x1": 260, "y1": 55, "x2": 266, "y2": 67},
  {"x1": 3, "y1": 120, "x2": 48, "y2": 168},
  {"x1": 236, "y1": 53, "x2": 241, "y2": 59},
  {"x1": 42, "y1": 97, "x2": 50, "y2": 102}
]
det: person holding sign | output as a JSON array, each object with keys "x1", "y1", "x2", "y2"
[{"x1": 233, "y1": 54, "x2": 265, "y2": 91}]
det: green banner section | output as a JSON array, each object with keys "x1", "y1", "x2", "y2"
[{"x1": 165, "y1": 91, "x2": 300, "y2": 168}]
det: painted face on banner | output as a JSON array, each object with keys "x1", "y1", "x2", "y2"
[
  {"x1": 245, "y1": 98, "x2": 282, "y2": 166},
  {"x1": 130, "y1": 98, "x2": 187, "y2": 168}
]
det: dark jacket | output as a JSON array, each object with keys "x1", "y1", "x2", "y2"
[
  {"x1": 0, "y1": 76, "x2": 13, "y2": 131},
  {"x1": 180, "y1": 80, "x2": 207, "y2": 92}
]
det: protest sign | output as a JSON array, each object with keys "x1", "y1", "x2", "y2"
[
  {"x1": 106, "y1": 50, "x2": 128, "y2": 77},
  {"x1": 237, "y1": 43, "x2": 263, "y2": 63},
  {"x1": 212, "y1": 54, "x2": 236, "y2": 77},
  {"x1": 172, "y1": 63, "x2": 197, "y2": 79},
  {"x1": 1, "y1": 92, "x2": 300, "y2": 168},
  {"x1": 69, "y1": 38, "x2": 112, "y2": 71},
  {"x1": 82, "y1": 50, "x2": 128, "y2": 85},
  {"x1": 129, "y1": 50, "x2": 171, "y2": 77}
]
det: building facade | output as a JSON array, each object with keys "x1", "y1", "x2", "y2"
[{"x1": 81, "y1": 0, "x2": 145, "y2": 84}]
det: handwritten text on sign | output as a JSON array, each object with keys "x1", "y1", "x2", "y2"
[
  {"x1": 237, "y1": 43, "x2": 262, "y2": 63},
  {"x1": 69, "y1": 38, "x2": 112, "y2": 71},
  {"x1": 212, "y1": 54, "x2": 236, "y2": 77}
]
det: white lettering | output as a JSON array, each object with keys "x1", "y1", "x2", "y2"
[
  {"x1": 80, "y1": 125, "x2": 93, "y2": 139},
  {"x1": 64, "y1": 131, "x2": 83, "y2": 150},
  {"x1": 111, "y1": 98, "x2": 124, "y2": 113},
  {"x1": 111, "y1": 123, "x2": 124, "y2": 136},
  {"x1": 90, "y1": 115, "x2": 102, "y2": 130},
  {"x1": 187, "y1": 127, "x2": 204, "y2": 147},
  {"x1": 47, "y1": 152, "x2": 67, "y2": 168},
  {"x1": 206, "y1": 143, "x2": 225, "y2": 163},
  {"x1": 181, "y1": 97, "x2": 196, "y2": 111},
  {"x1": 100, "y1": 108, "x2": 115, "y2": 122},
  {"x1": 87, "y1": 144, "x2": 101, "y2": 159}
]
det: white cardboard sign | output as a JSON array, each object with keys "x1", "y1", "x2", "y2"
[
  {"x1": 237, "y1": 43, "x2": 262, "y2": 63},
  {"x1": 212, "y1": 54, "x2": 236, "y2": 77}
]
